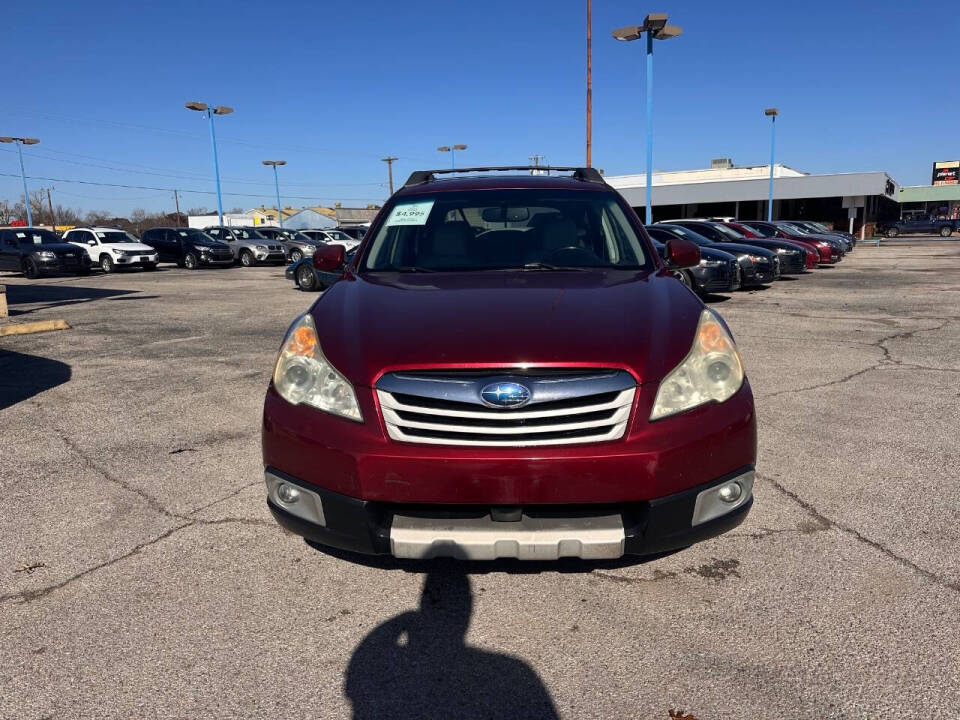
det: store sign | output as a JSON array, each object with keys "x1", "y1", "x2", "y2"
[{"x1": 932, "y1": 160, "x2": 959, "y2": 186}]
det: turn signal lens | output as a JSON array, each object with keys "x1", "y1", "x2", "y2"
[
  {"x1": 272, "y1": 314, "x2": 362, "y2": 422},
  {"x1": 650, "y1": 309, "x2": 744, "y2": 420}
]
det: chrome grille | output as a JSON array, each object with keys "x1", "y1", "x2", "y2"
[{"x1": 376, "y1": 370, "x2": 636, "y2": 447}]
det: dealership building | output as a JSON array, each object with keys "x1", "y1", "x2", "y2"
[{"x1": 605, "y1": 159, "x2": 901, "y2": 237}]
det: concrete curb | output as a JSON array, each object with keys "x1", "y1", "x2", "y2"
[{"x1": 0, "y1": 319, "x2": 71, "y2": 337}]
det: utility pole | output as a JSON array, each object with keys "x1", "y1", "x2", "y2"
[
  {"x1": 381, "y1": 156, "x2": 398, "y2": 195},
  {"x1": 529, "y1": 154, "x2": 546, "y2": 175},
  {"x1": 173, "y1": 189, "x2": 181, "y2": 226},
  {"x1": 46, "y1": 187, "x2": 56, "y2": 230},
  {"x1": 586, "y1": 0, "x2": 593, "y2": 167}
]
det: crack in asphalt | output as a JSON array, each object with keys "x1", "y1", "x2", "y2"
[
  {"x1": 760, "y1": 473, "x2": 960, "y2": 594},
  {"x1": 757, "y1": 320, "x2": 952, "y2": 399}
]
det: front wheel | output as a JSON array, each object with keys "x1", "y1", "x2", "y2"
[
  {"x1": 22, "y1": 259, "x2": 39, "y2": 279},
  {"x1": 296, "y1": 264, "x2": 318, "y2": 291},
  {"x1": 886, "y1": 227, "x2": 899, "y2": 238},
  {"x1": 939, "y1": 226, "x2": 952, "y2": 237},
  {"x1": 290, "y1": 249, "x2": 303, "y2": 263},
  {"x1": 100, "y1": 255, "x2": 115, "y2": 273},
  {"x1": 240, "y1": 250, "x2": 254, "y2": 267},
  {"x1": 672, "y1": 270, "x2": 693, "y2": 289},
  {"x1": 184, "y1": 253, "x2": 199, "y2": 270}
]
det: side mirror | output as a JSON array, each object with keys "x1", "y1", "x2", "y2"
[
  {"x1": 88, "y1": 240, "x2": 97, "y2": 246},
  {"x1": 313, "y1": 243, "x2": 345, "y2": 271},
  {"x1": 664, "y1": 237, "x2": 700, "y2": 269}
]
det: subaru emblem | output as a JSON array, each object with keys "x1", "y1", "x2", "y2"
[{"x1": 480, "y1": 382, "x2": 531, "y2": 408}]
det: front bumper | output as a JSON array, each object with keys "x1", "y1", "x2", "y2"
[
  {"x1": 265, "y1": 465, "x2": 754, "y2": 559},
  {"x1": 36, "y1": 256, "x2": 89, "y2": 274},
  {"x1": 256, "y1": 251, "x2": 288, "y2": 263},
  {"x1": 114, "y1": 253, "x2": 158, "y2": 265}
]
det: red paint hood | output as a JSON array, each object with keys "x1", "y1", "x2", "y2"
[{"x1": 309, "y1": 270, "x2": 704, "y2": 387}]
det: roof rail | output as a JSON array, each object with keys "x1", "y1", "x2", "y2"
[{"x1": 402, "y1": 166, "x2": 606, "y2": 188}]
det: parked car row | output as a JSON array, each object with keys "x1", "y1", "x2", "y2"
[
  {"x1": 643, "y1": 218, "x2": 854, "y2": 298},
  {"x1": 0, "y1": 224, "x2": 362, "y2": 277}
]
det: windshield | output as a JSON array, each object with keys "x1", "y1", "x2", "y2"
[
  {"x1": 324, "y1": 230, "x2": 354, "y2": 243},
  {"x1": 15, "y1": 229, "x2": 62, "y2": 245},
  {"x1": 711, "y1": 223, "x2": 747, "y2": 240},
  {"x1": 234, "y1": 228, "x2": 266, "y2": 240},
  {"x1": 744, "y1": 222, "x2": 777, "y2": 238},
  {"x1": 778, "y1": 222, "x2": 810, "y2": 235},
  {"x1": 655, "y1": 224, "x2": 714, "y2": 247},
  {"x1": 97, "y1": 230, "x2": 138, "y2": 243},
  {"x1": 289, "y1": 232, "x2": 315, "y2": 243},
  {"x1": 362, "y1": 190, "x2": 650, "y2": 272},
  {"x1": 176, "y1": 228, "x2": 219, "y2": 245}
]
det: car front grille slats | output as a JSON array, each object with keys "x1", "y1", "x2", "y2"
[{"x1": 376, "y1": 370, "x2": 636, "y2": 447}]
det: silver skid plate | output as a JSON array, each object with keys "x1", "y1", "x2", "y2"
[{"x1": 390, "y1": 513, "x2": 625, "y2": 561}]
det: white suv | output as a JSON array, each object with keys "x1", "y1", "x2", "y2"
[{"x1": 63, "y1": 227, "x2": 159, "y2": 273}]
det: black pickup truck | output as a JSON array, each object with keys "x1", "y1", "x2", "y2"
[{"x1": 879, "y1": 215, "x2": 960, "y2": 238}]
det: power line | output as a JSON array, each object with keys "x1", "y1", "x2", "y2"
[{"x1": 0, "y1": 171, "x2": 385, "y2": 203}]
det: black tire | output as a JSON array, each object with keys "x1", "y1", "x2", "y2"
[
  {"x1": 939, "y1": 226, "x2": 952, "y2": 237},
  {"x1": 100, "y1": 255, "x2": 115, "y2": 273},
  {"x1": 296, "y1": 264, "x2": 318, "y2": 291},
  {"x1": 23, "y1": 258, "x2": 39, "y2": 279},
  {"x1": 240, "y1": 250, "x2": 254, "y2": 267},
  {"x1": 290, "y1": 249, "x2": 303, "y2": 263},
  {"x1": 143, "y1": 263, "x2": 158, "y2": 271},
  {"x1": 184, "y1": 253, "x2": 199, "y2": 270},
  {"x1": 886, "y1": 227, "x2": 899, "y2": 238}
]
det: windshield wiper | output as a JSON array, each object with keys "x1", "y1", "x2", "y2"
[
  {"x1": 388, "y1": 265, "x2": 437, "y2": 273},
  {"x1": 519, "y1": 262, "x2": 590, "y2": 271}
]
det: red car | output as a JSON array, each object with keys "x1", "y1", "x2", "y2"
[
  {"x1": 738, "y1": 221, "x2": 838, "y2": 264},
  {"x1": 722, "y1": 222, "x2": 818, "y2": 270},
  {"x1": 262, "y1": 168, "x2": 756, "y2": 561}
]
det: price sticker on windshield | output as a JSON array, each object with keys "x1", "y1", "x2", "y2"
[{"x1": 385, "y1": 200, "x2": 434, "y2": 226}]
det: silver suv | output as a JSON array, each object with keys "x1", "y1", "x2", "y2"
[
  {"x1": 255, "y1": 227, "x2": 321, "y2": 262},
  {"x1": 204, "y1": 226, "x2": 287, "y2": 266}
]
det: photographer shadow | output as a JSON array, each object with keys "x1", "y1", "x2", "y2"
[{"x1": 345, "y1": 567, "x2": 559, "y2": 719}]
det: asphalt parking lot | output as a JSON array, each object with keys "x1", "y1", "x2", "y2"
[{"x1": 2, "y1": 244, "x2": 959, "y2": 719}]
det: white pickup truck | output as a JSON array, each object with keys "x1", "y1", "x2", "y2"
[{"x1": 63, "y1": 227, "x2": 159, "y2": 273}]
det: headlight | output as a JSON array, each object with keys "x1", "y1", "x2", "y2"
[
  {"x1": 256, "y1": 244, "x2": 267, "y2": 250},
  {"x1": 748, "y1": 254, "x2": 764, "y2": 263},
  {"x1": 700, "y1": 259, "x2": 723, "y2": 267},
  {"x1": 272, "y1": 314, "x2": 362, "y2": 422},
  {"x1": 37, "y1": 250, "x2": 56, "y2": 259},
  {"x1": 303, "y1": 245, "x2": 317, "y2": 255},
  {"x1": 650, "y1": 309, "x2": 744, "y2": 421}
]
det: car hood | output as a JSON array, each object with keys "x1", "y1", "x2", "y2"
[
  {"x1": 100, "y1": 242, "x2": 155, "y2": 252},
  {"x1": 699, "y1": 246, "x2": 738, "y2": 261},
  {"x1": 310, "y1": 270, "x2": 704, "y2": 387},
  {"x1": 707, "y1": 242, "x2": 775, "y2": 258},
  {"x1": 31, "y1": 242, "x2": 84, "y2": 254}
]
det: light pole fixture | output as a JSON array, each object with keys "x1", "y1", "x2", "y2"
[
  {"x1": 764, "y1": 108, "x2": 779, "y2": 222},
  {"x1": 185, "y1": 101, "x2": 234, "y2": 226},
  {"x1": 438, "y1": 144, "x2": 467, "y2": 169},
  {"x1": 262, "y1": 160, "x2": 286, "y2": 227},
  {"x1": 0, "y1": 136, "x2": 40, "y2": 227},
  {"x1": 613, "y1": 13, "x2": 682, "y2": 225}
]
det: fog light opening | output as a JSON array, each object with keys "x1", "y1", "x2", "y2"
[
  {"x1": 277, "y1": 483, "x2": 301, "y2": 504},
  {"x1": 717, "y1": 481, "x2": 742, "y2": 504}
]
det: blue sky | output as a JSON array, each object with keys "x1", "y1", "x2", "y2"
[{"x1": 3, "y1": 0, "x2": 958, "y2": 216}]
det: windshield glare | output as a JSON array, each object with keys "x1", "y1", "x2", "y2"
[
  {"x1": 177, "y1": 229, "x2": 218, "y2": 245},
  {"x1": 656, "y1": 224, "x2": 712, "y2": 246},
  {"x1": 97, "y1": 231, "x2": 137, "y2": 243},
  {"x1": 362, "y1": 190, "x2": 650, "y2": 272},
  {"x1": 16, "y1": 230, "x2": 61, "y2": 245},
  {"x1": 711, "y1": 223, "x2": 746, "y2": 240},
  {"x1": 325, "y1": 230, "x2": 353, "y2": 242}
]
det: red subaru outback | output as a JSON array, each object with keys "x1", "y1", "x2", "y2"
[{"x1": 262, "y1": 167, "x2": 756, "y2": 561}]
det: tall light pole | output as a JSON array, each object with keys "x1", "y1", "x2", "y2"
[
  {"x1": 586, "y1": 0, "x2": 593, "y2": 167},
  {"x1": 262, "y1": 160, "x2": 286, "y2": 227},
  {"x1": 0, "y1": 136, "x2": 40, "y2": 226},
  {"x1": 613, "y1": 14, "x2": 682, "y2": 225},
  {"x1": 765, "y1": 108, "x2": 779, "y2": 221},
  {"x1": 438, "y1": 144, "x2": 467, "y2": 169},
  {"x1": 185, "y1": 102, "x2": 233, "y2": 226}
]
